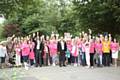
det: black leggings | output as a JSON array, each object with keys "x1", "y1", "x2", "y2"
[
  {"x1": 59, "y1": 51, "x2": 66, "y2": 66},
  {"x1": 30, "y1": 59, "x2": 34, "y2": 66},
  {"x1": 90, "y1": 53, "x2": 95, "y2": 66},
  {"x1": 35, "y1": 50, "x2": 42, "y2": 66}
]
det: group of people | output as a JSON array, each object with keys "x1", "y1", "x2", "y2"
[{"x1": 0, "y1": 29, "x2": 119, "y2": 70}]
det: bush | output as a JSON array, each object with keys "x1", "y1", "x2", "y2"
[{"x1": 2, "y1": 24, "x2": 21, "y2": 37}]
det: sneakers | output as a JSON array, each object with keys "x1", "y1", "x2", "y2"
[
  {"x1": 24, "y1": 62, "x2": 29, "y2": 70},
  {"x1": 74, "y1": 63, "x2": 78, "y2": 67},
  {"x1": 115, "y1": 64, "x2": 117, "y2": 67},
  {"x1": 91, "y1": 66, "x2": 94, "y2": 69},
  {"x1": 52, "y1": 63, "x2": 56, "y2": 66},
  {"x1": 85, "y1": 66, "x2": 90, "y2": 68},
  {"x1": 25, "y1": 66, "x2": 29, "y2": 70}
]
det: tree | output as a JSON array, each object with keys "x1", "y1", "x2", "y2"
[
  {"x1": 2, "y1": 24, "x2": 21, "y2": 37},
  {"x1": 0, "y1": 0, "x2": 74, "y2": 36},
  {"x1": 72, "y1": 0, "x2": 120, "y2": 35}
]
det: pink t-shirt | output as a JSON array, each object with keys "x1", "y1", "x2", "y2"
[
  {"x1": 95, "y1": 42, "x2": 102, "y2": 54},
  {"x1": 77, "y1": 39, "x2": 82, "y2": 48},
  {"x1": 15, "y1": 44, "x2": 21, "y2": 55},
  {"x1": 43, "y1": 45, "x2": 49, "y2": 59},
  {"x1": 110, "y1": 42, "x2": 119, "y2": 53},
  {"x1": 81, "y1": 43, "x2": 85, "y2": 52},
  {"x1": 71, "y1": 45, "x2": 79, "y2": 57},
  {"x1": 49, "y1": 40, "x2": 57, "y2": 56},
  {"x1": 15, "y1": 47, "x2": 21, "y2": 55},
  {"x1": 29, "y1": 42, "x2": 35, "y2": 59},
  {"x1": 90, "y1": 42, "x2": 95, "y2": 53},
  {"x1": 21, "y1": 43, "x2": 30, "y2": 56}
]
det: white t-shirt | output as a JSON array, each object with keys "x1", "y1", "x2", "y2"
[
  {"x1": 61, "y1": 41, "x2": 64, "y2": 50},
  {"x1": 37, "y1": 40, "x2": 40, "y2": 49},
  {"x1": 0, "y1": 45, "x2": 7, "y2": 57}
]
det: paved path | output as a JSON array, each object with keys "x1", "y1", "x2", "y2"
[{"x1": 0, "y1": 66, "x2": 120, "y2": 80}]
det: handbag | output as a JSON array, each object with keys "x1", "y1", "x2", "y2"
[{"x1": 65, "y1": 49, "x2": 70, "y2": 58}]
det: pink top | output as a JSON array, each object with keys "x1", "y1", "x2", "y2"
[
  {"x1": 90, "y1": 42, "x2": 95, "y2": 53},
  {"x1": 29, "y1": 42, "x2": 35, "y2": 59},
  {"x1": 95, "y1": 42, "x2": 102, "y2": 54},
  {"x1": 81, "y1": 43, "x2": 85, "y2": 52},
  {"x1": 71, "y1": 45, "x2": 79, "y2": 57},
  {"x1": 66, "y1": 40, "x2": 72, "y2": 53},
  {"x1": 44, "y1": 46, "x2": 49, "y2": 53},
  {"x1": 15, "y1": 45, "x2": 21, "y2": 55},
  {"x1": 49, "y1": 40, "x2": 57, "y2": 56},
  {"x1": 110, "y1": 42, "x2": 119, "y2": 53},
  {"x1": 77, "y1": 39, "x2": 82, "y2": 48},
  {"x1": 21, "y1": 42, "x2": 30, "y2": 56},
  {"x1": 15, "y1": 44, "x2": 21, "y2": 55},
  {"x1": 43, "y1": 45, "x2": 49, "y2": 58}
]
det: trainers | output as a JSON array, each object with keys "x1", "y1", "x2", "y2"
[
  {"x1": 25, "y1": 66, "x2": 29, "y2": 70},
  {"x1": 74, "y1": 63, "x2": 77, "y2": 67},
  {"x1": 85, "y1": 66, "x2": 90, "y2": 68},
  {"x1": 91, "y1": 66, "x2": 94, "y2": 69},
  {"x1": 52, "y1": 63, "x2": 56, "y2": 66}
]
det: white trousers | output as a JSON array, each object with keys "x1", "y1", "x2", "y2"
[
  {"x1": 15, "y1": 54, "x2": 21, "y2": 66},
  {"x1": 86, "y1": 52, "x2": 90, "y2": 66}
]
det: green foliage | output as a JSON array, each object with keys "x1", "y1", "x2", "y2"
[
  {"x1": 0, "y1": 24, "x2": 4, "y2": 40},
  {"x1": 0, "y1": 0, "x2": 120, "y2": 38},
  {"x1": 73, "y1": 0, "x2": 120, "y2": 35}
]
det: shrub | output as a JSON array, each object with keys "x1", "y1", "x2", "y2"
[{"x1": 2, "y1": 24, "x2": 21, "y2": 37}]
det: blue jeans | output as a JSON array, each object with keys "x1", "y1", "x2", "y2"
[{"x1": 81, "y1": 52, "x2": 86, "y2": 66}]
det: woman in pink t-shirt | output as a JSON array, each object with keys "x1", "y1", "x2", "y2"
[
  {"x1": 95, "y1": 37, "x2": 103, "y2": 67},
  {"x1": 28, "y1": 39, "x2": 35, "y2": 66},
  {"x1": 71, "y1": 39, "x2": 79, "y2": 66},
  {"x1": 49, "y1": 36, "x2": 58, "y2": 66},
  {"x1": 110, "y1": 38, "x2": 119, "y2": 67},
  {"x1": 90, "y1": 39, "x2": 95, "y2": 67},
  {"x1": 21, "y1": 38, "x2": 30, "y2": 70}
]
